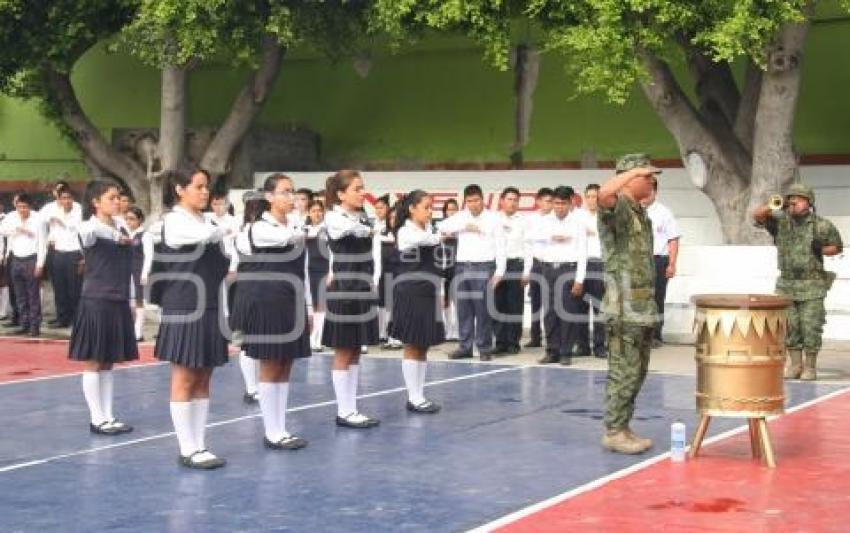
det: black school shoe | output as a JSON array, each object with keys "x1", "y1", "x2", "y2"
[
  {"x1": 335, "y1": 413, "x2": 380, "y2": 429},
  {"x1": 448, "y1": 349, "x2": 473, "y2": 360},
  {"x1": 178, "y1": 450, "x2": 226, "y2": 470},
  {"x1": 538, "y1": 352, "x2": 559, "y2": 364},
  {"x1": 406, "y1": 399, "x2": 441, "y2": 414},
  {"x1": 264, "y1": 434, "x2": 308, "y2": 450},
  {"x1": 243, "y1": 391, "x2": 259, "y2": 404},
  {"x1": 90, "y1": 421, "x2": 132, "y2": 435}
]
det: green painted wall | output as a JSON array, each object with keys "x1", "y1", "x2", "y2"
[{"x1": 1, "y1": 21, "x2": 850, "y2": 181}]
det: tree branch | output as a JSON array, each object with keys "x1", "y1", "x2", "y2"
[
  {"x1": 44, "y1": 67, "x2": 148, "y2": 207},
  {"x1": 680, "y1": 37, "x2": 741, "y2": 130},
  {"x1": 639, "y1": 51, "x2": 750, "y2": 182},
  {"x1": 733, "y1": 60, "x2": 763, "y2": 153},
  {"x1": 200, "y1": 35, "x2": 286, "y2": 177}
]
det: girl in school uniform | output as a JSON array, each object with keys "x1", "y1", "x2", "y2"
[
  {"x1": 390, "y1": 190, "x2": 445, "y2": 413},
  {"x1": 372, "y1": 195, "x2": 401, "y2": 350},
  {"x1": 439, "y1": 199, "x2": 460, "y2": 341},
  {"x1": 149, "y1": 168, "x2": 233, "y2": 470},
  {"x1": 230, "y1": 174, "x2": 311, "y2": 450},
  {"x1": 304, "y1": 199, "x2": 329, "y2": 352},
  {"x1": 124, "y1": 206, "x2": 149, "y2": 342},
  {"x1": 69, "y1": 179, "x2": 137, "y2": 435},
  {"x1": 323, "y1": 170, "x2": 380, "y2": 429},
  {"x1": 231, "y1": 191, "x2": 267, "y2": 404}
]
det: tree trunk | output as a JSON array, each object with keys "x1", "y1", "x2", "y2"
[
  {"x1": 151, "y1": 64, "x2": 189, "y2": 220},
  {"x1": 200, "y1": 36, "x2": 285, "y2": 180},
  {"x1": 747, "y1": 12, "x2": 812, "y2": 224},
  {"x1": 44, "y1": 67, "x2": 149, "y2": 212}
]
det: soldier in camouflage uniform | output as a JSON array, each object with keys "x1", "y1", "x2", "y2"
[
  {"x1": 753, "y1": 183, "x2": 843, "y2": 380},
  {"x1": 597, "y1": 154, "x2": 660, "y2": 454}
]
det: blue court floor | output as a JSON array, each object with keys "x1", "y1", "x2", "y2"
[{"x1": 0, "y1": 356, "x2": 841, "y2": 532}]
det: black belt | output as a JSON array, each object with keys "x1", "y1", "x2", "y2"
[{"x1": 12, "y1": 254, "x2": 36, "y2": 261}]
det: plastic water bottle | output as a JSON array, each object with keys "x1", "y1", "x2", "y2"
[{"x1": 670, "y1": 421, "x2": 686, "y2": 462}]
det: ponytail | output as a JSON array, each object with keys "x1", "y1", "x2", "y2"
[{"x1": 393, "y1": 189, "x2": 428, "y2": 237}]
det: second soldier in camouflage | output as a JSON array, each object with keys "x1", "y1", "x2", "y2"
[{"x1": 753, "y1": 183, "x2": 843, "y2": 380}]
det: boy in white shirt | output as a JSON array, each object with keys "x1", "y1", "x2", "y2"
[
  {"x1": 0, "y1": 193, "x2": 47, "y2": 336},
  {"x1": 438, "y1": 184, "x2": 506, "y2": 361}
]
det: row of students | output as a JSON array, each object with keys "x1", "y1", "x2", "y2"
[{"x1": 70, "y1": 169, "x2": 447, "y2": 470}]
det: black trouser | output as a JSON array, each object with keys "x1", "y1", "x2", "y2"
[
  {"x1": 52, "y1": 250, "x2": 83, "y2": 324},
  {"x1": 455, "y1": 261, "x2": 495, "y2": 353},
  {"x1": 654, "y1": 255, "x2": 669, "y2": 341},
  {"x1": 494, "y1": 258, "x2": 524, "y2": 350},
  {"x1": 542, "y1": 262, "x2": 583, "y2": 357},
  {"x1": 576, "y1": 259, "x2": 607, "y2": 356},
  {"x1": 11, "y1": 255, "x2": 40, "y2": 330},
  {"x1": 5, "y1": 256, "x2": 18, "y2": 322},
  {"x1": 528, "y1": 259, "x2": 543, "y2": 344}
]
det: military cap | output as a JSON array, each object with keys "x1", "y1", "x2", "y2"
[
  {"x1": 616, "y1": 153, "x2": 652, "y2": 173},
  {"x1": 785, "y1": 182, "x2": 815, "y2": 205}
]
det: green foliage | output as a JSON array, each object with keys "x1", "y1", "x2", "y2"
[
  {"x1": 117, "y1": 1, "x2": 375, "y2": 68},
  {"x1": 529, "y1": 0, "x2": 810, "y2": 103},
  {"x1": 375, "y1": 1, "x2": 821, "y2": 103},
  {"x1": 372, "y1": 0, "x2": 518, "y2": 68}
]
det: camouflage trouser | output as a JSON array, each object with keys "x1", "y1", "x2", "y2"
[
  {"x1": 786, "y1": 298, "x2": 826, "y2": 352},
  {"x1": 604, "y1": 320, "x2": 653, "y2": 430}
]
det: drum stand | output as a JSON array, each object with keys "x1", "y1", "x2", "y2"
[{"x1": 688, "y1": 414, "x2": 776, "y2": 468}]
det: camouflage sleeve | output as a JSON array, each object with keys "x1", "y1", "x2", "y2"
[
  {"x1": 818, "y1": 218, "x2": 843, "y2": 250},
  {"x1": 598, "y1": 193, "x2": 630, "y2": 231}
]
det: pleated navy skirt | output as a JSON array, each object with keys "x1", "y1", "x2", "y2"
[
  {"x1": 239, "y1": 300, "x2": 311, "y2": 360},
  {"x1": 389, "y1": 291, "x2": 445, "y2": 348},
  {"x1": 322, "y1": 298, "x2": 379, "y2": 348},
  {"x1": 155, "y1": 308, "x2": 229, "y2": 368},
  {"x1": 69, "y1": 298, "x2": 139, "y2": 363}
]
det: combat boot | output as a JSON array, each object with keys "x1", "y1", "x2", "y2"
[
  {"x1": 601, "y1": 429, "x2": 647, "y2": 455},
  {"x1": 800, "y1": 351, "x2": 818, "y2": 381},
  {"x1": 784, "y1": 349, "x2": 803, "y2": 379},
  {"x1": 625, "y1": 428, "x2": 653, "y2": 452}
]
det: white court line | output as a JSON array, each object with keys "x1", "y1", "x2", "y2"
[
  {"x1": 0, "y1": 365, "x2": 524, "y2": 474},
  {"x1": 469, "y1": 385, "x2": 850, "y2": 532}
]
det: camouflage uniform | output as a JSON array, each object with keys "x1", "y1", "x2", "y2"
[
  {"x1": 756, "y1": 183, "x2": 842, "y2": 379},
  {"x1": 599, "y1": 154, "x2": 658, "y2": 430}
]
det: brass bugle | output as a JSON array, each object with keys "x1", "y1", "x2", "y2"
[{"x1": 768, "y1": 194, "x2": 785, "y2": 211}]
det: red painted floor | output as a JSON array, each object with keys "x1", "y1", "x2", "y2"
[
  {"x1": 0, "y1": 337, "x2": 158, "y2": 383},
  {"x1": 502, "y1": 389, "x2": 850, "y2": 533}
]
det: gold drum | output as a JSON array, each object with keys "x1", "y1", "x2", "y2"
[{"x1": 692, "y1": 294, "x2": 790, "y2": 418}]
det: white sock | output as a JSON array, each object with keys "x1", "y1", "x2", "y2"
[
  {"x1": 99, "y1": 370, "x2": 115, "y2": 422},
  {"x1": 348, "y1": 364, "x2": 360, "y2": 413},
  {"x1": 417, "y1": 361, "x2": 428, "y2": 402},
  {"x1": 134, "y1": 308, "x2": 144, "y2": 340},
  {"x1": 259, "y1": 382, "x2": 282, "y2": 441},
  {"x1": 239, "y1": 353, "x2": 259, "y2": 394},
  {"x1": 170, "y1": 401, "x2": 197, "y2": 456},
  {"x1": 402, "y1": 359, "x2": 423, "y2": 404},
  {"x1": 311, "y1": 312, "x2": 325, "y2": 348},
  {"x1": 82, "y1": 372, "x2": 105, "y2": 425},
  {"x1": 379, "y1": 308, "x2": 389, "y2": 339},
  {"x1": 332, "y1": 369, "x2": 351, "y2": 417},
  {"x1": 191, "y1": 398, "x2": 210, "y2": 451},
  {"x1": 0, "y1": 287, "x2": 8, "y2": 316},
  {"x1": 278, "y1": 382, "x2": 290, "y2": 437}
]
